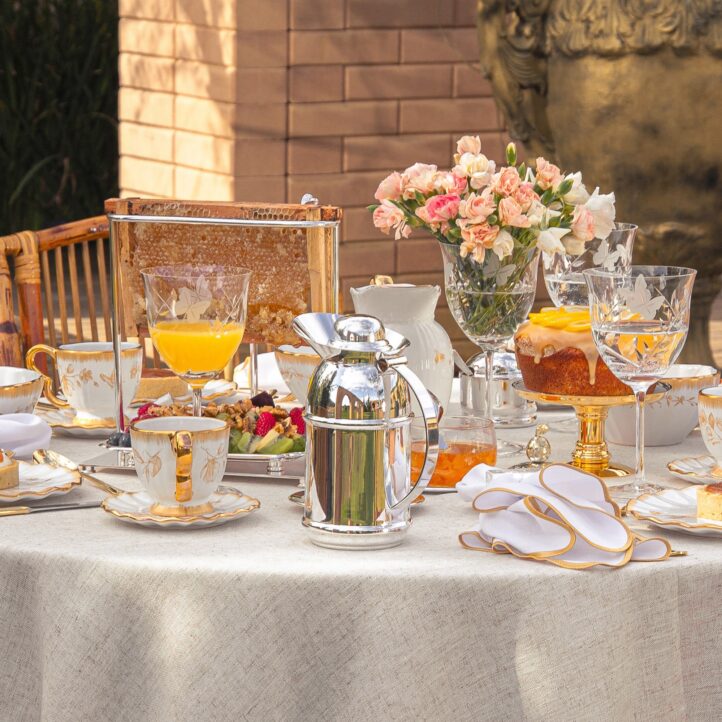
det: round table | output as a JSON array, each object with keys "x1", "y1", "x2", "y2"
[{"x1": 0, "y1": 411, "x2": 720, "y2": 722}]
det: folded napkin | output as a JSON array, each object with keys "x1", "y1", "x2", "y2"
[
  {"x1": 458, "y1": 463, "x2": 671, "y2": 569},
  {"x1": 0, "y1": 414, "x2": 52, "y2": 459}
]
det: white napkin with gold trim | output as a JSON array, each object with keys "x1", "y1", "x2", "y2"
[
  {"x1": 0, "y1": 414, "x2": 52, "y2": 459},
  {"x1": 458, "y1": 463, "x2": 671, "y2": 569}
]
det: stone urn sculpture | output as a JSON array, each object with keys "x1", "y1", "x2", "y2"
[{"x1": 477, "y1": 0, "x2": 722, "y2": 365}]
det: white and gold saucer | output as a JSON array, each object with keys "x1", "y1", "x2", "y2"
[
  {"x1": 101, "y1": 486, "x2": 260, "y2": 528},
  {"x1": 36, "y1": 406, "x2": 117, "y2": 438},
  {"x1": 0, "y1": 461, "x2": 81, "y2": 503},
  {"x1": 628, "y1": 486, "x2": 722, "y2": 537},
  {"x1": 667, "y1": 456, "x2": 722, "y2": 484}
]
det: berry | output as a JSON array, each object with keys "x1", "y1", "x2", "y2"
[
  {"x1": 251, "y1": 391, "x2": 275, "y2": 408},
  {"x1": 254, "y1": 411, "x2": 276, "y2": 437},
  {"x1": 289, "y1": 407, "x2": 305, "y2": 435}
]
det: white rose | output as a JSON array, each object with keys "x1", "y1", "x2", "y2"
[
  {"x1": 584, "y1": 188, "x2": 616, "y2": 240},
  {"x1": 536, "y1": 226, "x2": 571, "y2": 255},
  {"x1": 492, "y1": 229, "x2": 514, "y2": 260},
  {"x1": 561, "y1": 172, "x2": 590, "y2": 205},
  {"x1": 453, "y1": 153, "x2": 495, "y2": 189}
]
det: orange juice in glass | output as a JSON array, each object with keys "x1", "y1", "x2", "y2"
[
  {"x1": 411, "y1": 416, "x2": 497, "y2": 489},
  {"x1": 142, "y1": 265, "x2": 251, "y2": 416}
]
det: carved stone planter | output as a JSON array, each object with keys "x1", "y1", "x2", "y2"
[{"x1": 478, "y1": 0, "x2": 722, "y2": 364}]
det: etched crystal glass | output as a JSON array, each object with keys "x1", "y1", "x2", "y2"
[{"x1": 584, "y1": 265, "x2": 696, "y2": 498}]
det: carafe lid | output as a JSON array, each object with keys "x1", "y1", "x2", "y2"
[{"x1": 293, "y1": 313, "x2": 409, "y2": 356}]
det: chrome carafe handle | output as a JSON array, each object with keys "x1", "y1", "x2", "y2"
[{"x1": 381, "y1": 360, "x2": 439, "y2": 510}]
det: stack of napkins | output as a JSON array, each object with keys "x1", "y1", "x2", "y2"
[
  {"x1": 0, "y1": 414, "x2": 52, "y2": 458},
  {"x1": 458, "y1": 463, "x2": 671, "y2": 569}
]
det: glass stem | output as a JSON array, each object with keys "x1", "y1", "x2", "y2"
[
  {"x1": 192, "y1": 386, "x2": 203, "y2": 417},
  {"x1": 484, "y1": 348, "x2": 495, "y2": 422},
  {"x1": 633, "y1": 385, "x2": 648, "y2": 485}
]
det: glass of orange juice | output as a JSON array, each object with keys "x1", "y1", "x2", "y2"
[
  {"x1": 411, "y1": 415, "x2": 497, "y2": 489},
  {"x1": 141, "y1": 265, "x2": 251, "y2": 416}
]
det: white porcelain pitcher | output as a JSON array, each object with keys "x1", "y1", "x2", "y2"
[{"x1": 351, "y1": 281, "x2": 453, "y2": 414}]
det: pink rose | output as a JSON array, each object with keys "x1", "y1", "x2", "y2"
[
  {"x1": 458, "y1": 190, "x2": 496, "y2": 225},
  {"x1": 374, "y1": 171, "x2": 403, "y2": 202},
  {"x1": 373, "y1": 200, "x2": 410, "y2": 240},
  {"x1": 498, "y1": 197, "x2": 531, "y2": 228},
  {"x1": 571, "y1": 205, "x2": 595, "y2": 243},
  {"x1": 491, "y1": 167, "x2": 520, "y2": 197},
  {"x1": 456, "y1": 135, "x2": 482, "y2": 157},
  {"x1": 513, "y1": 182, "x2": 539, "y2": 212},
  {"x1": 423, "y1": 193, "x2": 461, "y2": 223},
  {"x1": 535, "y1": 157, "x2": 562, "y2": 191},
  {"x1": 460, "y1": 223, "x2": 499, "y2": 264},
  {"x1": 402, "y1": 162, "x2": 438, "y2": 197},
  {"x1": 432, "y1": 170, "x2": 467, "y2": 195}
]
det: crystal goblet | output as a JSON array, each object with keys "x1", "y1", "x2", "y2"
[
  {"x1": 544, "y1": 222, "x2": 637, "y2": 308},
  {"x1": 584, "y1": 265, "x2": 696, "y2": 499},
  {"x1": 142, "y1": 265, "x2": 251, "y2": 416}
]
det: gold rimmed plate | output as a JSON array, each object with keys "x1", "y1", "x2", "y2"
[
  {"x1": 36, "y1": 406, "x2": 115, "y2": 438},
  {"x1": 627, "y1": 486, "x2": 722, "y2": 537},
  {"x1": 667, "y1": 456, "x2": 722, "y2": 484},
  {"x1": 101, "y1": 486, "x2": 260, "y2": 528},
  {"x1": 0, "y1": 461, "x2": 81, "y2": 503}
]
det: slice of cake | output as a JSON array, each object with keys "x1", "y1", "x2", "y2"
[
  {"x1": 697, "y1": 483, "x2": 722, "y2": 521},
  {"x1": 0, "y1": 450, "x2": 19, "y2": 490},
  {"x1": 514, "y1": 307, "x2": 631, "y2": 396}
]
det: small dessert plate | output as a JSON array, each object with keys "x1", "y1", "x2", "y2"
[
  {"x1": 101, "y1": 486, "x2": 260, "y2": 528},
  {"x1": 628, "y1": 486, "x2": 722, "y2": 537},
  {"x1": 667, "y1": 456, "x2": 722, "y2": 484},
  {"x1": 0, "y1": 461, "x2": 81, "y2": 502},
  {"x1": 36, "y1": 406, "x2": 116, "y2": 438}
]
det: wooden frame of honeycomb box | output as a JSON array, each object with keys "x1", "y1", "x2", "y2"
[{"x1": 105, "y1": 198, "x2": 342, "y2": 349}]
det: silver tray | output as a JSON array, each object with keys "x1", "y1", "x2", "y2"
[{"x1": 81, "y1": 447, "x2": 305, "y2": 481}]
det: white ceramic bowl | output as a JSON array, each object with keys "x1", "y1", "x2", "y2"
[
  {"x1": 606, "y1": 364, "x2": 720, "y2": 446},
  {"x1": 274, "y1": 345, "x2": 320, "y2": 405},
  {"x1": 0, "y1": 367, "x2": 44, "y2": 414}
]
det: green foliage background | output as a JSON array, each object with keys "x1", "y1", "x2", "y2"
[{"x1": 0, "y1": 0, "x2": 118, "y2": 234}]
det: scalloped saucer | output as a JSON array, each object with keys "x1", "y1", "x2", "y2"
[
  {"x1": 667, "y1": 456, "x2": 722, "y2": 484},
  {"x1": 101, "y1": 486, "x2": 260, "y2": 528},
  {"x1": 628, "y1": 486, "x2": 722, "y2": 537},
  {"x1": 0, "y1": 461, "x2": 81, "y2": 503}
]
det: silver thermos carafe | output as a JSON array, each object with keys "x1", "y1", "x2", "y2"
[{"x1": 292, "y1": 313, "x2": 439, "y2": 549}]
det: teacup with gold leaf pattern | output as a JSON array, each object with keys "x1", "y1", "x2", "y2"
[
  {"x1": 130, "y1": 416, "x2": 230, "y2": 517},
  {"x1": 26, "y1": 341, "x2": 143, "y2": 426},
  {"x1": 699, "y1": 386, "x2": 722, "y2": 472}
]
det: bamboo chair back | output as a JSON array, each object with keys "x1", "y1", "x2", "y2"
[{"x1": 0, "y1": 201, "x2": 341, "y2": 379}]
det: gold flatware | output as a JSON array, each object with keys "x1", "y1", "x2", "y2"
[
  {"x1": 0, "y1": 500, "x2": 102, "y2": 516},
  {"x1": 34, "y1": 449, "x2": 125, "y2": 496}
]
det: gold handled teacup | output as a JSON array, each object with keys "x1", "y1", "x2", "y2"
[
  {"x1": 699, "y1": 386, "x2": 722, "y2": 475},
  {"x1": 26, "y1": 342, "x2": 143, "y2": 425},
  {"x1": 129, "y1": 416, "x2": 230, "y2": 517}
]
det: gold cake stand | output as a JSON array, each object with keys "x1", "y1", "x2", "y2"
[{"x1": 513, "y1": 381, "x2": 670, "y2": 478}]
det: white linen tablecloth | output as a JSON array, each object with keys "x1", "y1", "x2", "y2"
[{"x1": 0, "y1": 410, "x2": 720, "y2": 722}]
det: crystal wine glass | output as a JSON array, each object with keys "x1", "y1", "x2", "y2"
[
  {"x1": 142, "y1": 265, "x2": 251, "y2": 416},
  {"x1": 584, "y1": 265, "x2": 696, "y2": 498},
  {"x1": 543, "y1": 222, "x2": 637, "y2": 308},
  {"x1": 439, "y1": 242, "x2": 538, "y2": 453}
]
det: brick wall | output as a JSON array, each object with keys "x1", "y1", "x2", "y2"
[{"x1": 118, "y1": 0, "x2": 511, "y2": 356}]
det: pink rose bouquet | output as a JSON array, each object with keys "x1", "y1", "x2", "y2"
[
  {"x1": 369, "y1": 136, "x2": 615, "y2": 267},
  {"x1": 368, "y1": 136, "x2": 616, "y2": 341}
]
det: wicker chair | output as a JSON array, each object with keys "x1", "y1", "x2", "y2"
[{"x1": 0, "y1": 200, "x2": 341, "y2": 375}]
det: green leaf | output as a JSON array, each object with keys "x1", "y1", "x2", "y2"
[
  {"x1": 540, "y1": 189, "x2": 554, "y2": 205},
  {"x1": 556, "y1": 178, "x2": 573, "y2": 196},
  {"x1": 518, "y1": 162, "x2": 526, "y2": 179},
  {"x1": 367, "y1": 204, "x2": 379, "y2": 212}
]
